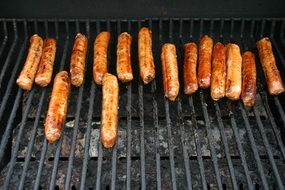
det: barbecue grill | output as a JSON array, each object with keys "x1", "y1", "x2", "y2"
[{"x1": 0, "y1": 1, "x2": 285, "y2": 189}]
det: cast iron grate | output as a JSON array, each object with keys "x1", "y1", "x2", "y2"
[{"x1": 0, "y1": 18, "x2": 284, "y2": 189}]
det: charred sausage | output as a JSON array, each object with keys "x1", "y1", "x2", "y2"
[
  {"x1": 197, "y1": 35, "x2": 213, "y2": 89},
  {"x1": 211, "y1": 42, "x2": 226, "y2": 101},
  {"x1": 117, "y1": 32, "x2": 133, "y2": 83},
  {"x1": 35, "y1": 38, "x2": 57, "y2": 87},
  {"x1": 138, "y1": 27, "x2": 155, "y2": 84},
  {"x1": 16, "y1": 34, "x2": 43, "y2": 90},
  {"x1": 161, "y1": 43, "x2": 180, "y2": 101},
  {"x1": 183, "y1": 42, "x2": 198, "y2": 95},
  {"x1": 70, "y1": 33, "x2": 88, "y2": 87},
  {"x1": 241, "y1": 51, "x2": 256, "y2": 107},
  {"x1": 225, "y1": 43, "x2": 242, "y2": 100},
  {"x1": 101, "y1": 73, "x2": 119, "y2": 148},
  {"x1": 256, "y1": 37, "x2": 284, "y2": 95},
  {"x1": 93, "y1": 31, "x2": 111, "y2": 85},
  {"x1": 45, "y1": 71, "x2": 71, "y2": 143}
]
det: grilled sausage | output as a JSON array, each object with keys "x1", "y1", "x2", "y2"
[
  {"x1": 225, "y1": 43, "x2": 242, "y2": 100},
  {"x1": 211, "y1": 42, "x2": 226, "y2": 101},
  {"x1": 117, "y1": 32, "x2": 133, "y2": 83},
  {"x1": 70, "y1": 33, "x2": 88, "y2": 87},
  {"x1": 161, "y1": 43, "x2": 180, "y2": 101},
  {"x1": 256, "y1": 37, "x2": 285, "y2": 95},
  {"x1": 198, "y1": 35, "x2": 213, "y2": 89},
  {"x1": 93, "y1": 32, "x2": 111, "y2": 85},
  {"x1": 16, "y1": 34, "x2": 43, "y2": 90},
  {"x1": 45, "y1": 71, "x2": 71, "y2": 143},
  {"x1": 101, "y1": 73, "x2": 119, "y2": 148},
  {"x1": 183, "y1": 42, "x2": 198, "y2": 95},
  {"x1": 241, "y1": 51, "x2": 256, "y2": 107},
  {"x1": 138, "y1": 27, "x2": 155, "y2": 84},
  {"x1": 35, "y1": 38, "x2": 57, "y2": 87}
]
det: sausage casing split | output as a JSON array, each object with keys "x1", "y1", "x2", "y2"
[
  {"x1": 211, "y1": 42, "x2": 226, "y2": 101},
  {"x1": 161, "y1": 43, "x2": 180, "y2": 101},
  {"x1": 93, "y1": 32, "x2": 111, "y2": 85},
  {"x1": 225, "y1": 43, "x2": 242, "y2": 100},
  {"x1": 16, "y1": 34, "x2": 43, "y2": 90},
  {"x1": 183, "y1": 42, "x2": 198, "y2": 95},
  {"x1": 138, "y1": 27, "x2": 155, "y2": 84},
  {"x1": 198, "y1": 35, "x2": 213, "y2": 89},
  {"x1": 45, "y1": 71, "x2": 71, "y2": 143},
  {"x1": 117, "y1": 32, "x2": 133, "y2": 83},
  {"x1": 256, "y1": 37, "x2": 285, "y2": 95},
  {"x1": 101, "y1": 73, "x2": 119, "y2": 148},
  {"x1": 241, "y1": 51, "x2": 256, "y2": 107},
  {"x1": 35, "y1": 38, "x2": 57, "y2": 87},
  {"x1": 70, "y1": 33, "x2": 88, "y2": 87}
]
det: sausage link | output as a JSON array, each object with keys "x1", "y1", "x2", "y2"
[
  {"x1": 70, "y1": 33, "x2": 88, "y2": 87},
  {"x1": 16, "y1": 34, "x2": 43, "y2": 90},
  {"x1": 45, "y1": 71, "x2": 71, "y2": 143},
  {"x1": 225, "y1": 43, "x2": 242, "y2": 100},
  {"x1": 256, "y1": 37, "x2": 285, "y2": 95},
  {"x1": 161, "y1": 43, "x2": 180, "y2": 101},
  {"x1": 198, "y1": 35, "x2": 213, "y2": 89},
  {"x1": 35, "y1": 38, "x2": 57, "y2": 87},
  {"x1": 93, "y1": 32, "x2": 111, "y2": 85},
  {"x1": 138, "y1": 27, "x2": 155, "y2": 84},
  {"x1": 183, "y1": 42, "x2": 198, "y2": 95},
  {"x1": 241, "y1": 51, "x2": 256, "y2": 107},
  {"x1": 117, "y1": 32, "x2": 133, "y2": 83},
  {"x1": 101, "y1": 73, "x2": 119, "y2": 148},
  {"x1": 211, "y1": 42, "x2": 226, "y2": 101}
]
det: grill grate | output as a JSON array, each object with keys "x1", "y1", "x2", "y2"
[{"x1": 0, "y1": 18, "x2": 285, "y2": 189}]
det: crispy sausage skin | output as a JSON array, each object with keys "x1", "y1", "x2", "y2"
[
  {"x1": 45, "y1": 71, "x2": 71, "y2": 143},
  {"x1": 117, "y1": 32, "x2": 133, "y2": 83},
  {"x1": 256, "y1": 37, "x2": 285, "y2": 95},
  {"x1": 198, "y1": 35, "x2": 213, "y2": 89},
  {"x1": 225, "y1": 43, "x2": 242, "y2": 100},
  {"x1": 241, "y1": 51, "x2": 256, "y2": 107},
  {"x1": 183, "y1": 42, "x2": 198, "y2": 95},
  {"x1": 138, "y1": 27, "x2": 155, "y2": 84},
  {"x1": 16, "y1": 34, "x2": 43, "y2": 90},
  {"x1": 93, "y1": 32, "x2": 111, "y2": 85},
  {"x1": 161, "y1": 43, "x2": 180, "y2": 101},
  {"x1": 211, "y1": 42, "x2": 226, "y2": 101},
  {"x1": 70, "y1": 33, "x2": 88, "y2": 87},
  {"x1": 35, "y1": 38, "x2": 57, "y2": 87},
  {"x1": 101, "y1": 73, "x2": 119, "y2": 148}
]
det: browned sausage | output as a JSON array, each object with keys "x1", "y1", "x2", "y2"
[
  {"x1": 197, "y1": 35, "x2": 213, "y2": 89},
  {"x1": 211, "y1": 42, "x2": 226, "y2": 101},
  {"x1": 16, "y1": 34, "x2": 43, "y2": 90},
  {"x1": 256, "y1": 37, "x2": 285, "y2": 95},
  {"x1": 225, "y1": 43, "x2": 242, "y2": 100},
  {"x1": 101, "y1": 73, "x2": 119, "y2": 148},
  {"x1": 138, "y1": 27, "x2": 155, "y2": 84},
  {"x1": 161, "y1": 43, "x2": 180, "y2": 101},
  {"x1": 35, "y1": 38, "x2": 57, "y2": 87},
  {"x1": 45, "y1": 71, "x2": 71, "y2": 143},
  {"x1": 183, "y1": 42, "x2": 198, "y2": 95},
  {"x1": 93, "y1": 31, "x2": 111, "y2": 85},
  {"x1": 70, "y1": 33, "x2": 88, "y2": 87},
  {"x1": 117, "y1": 32, "x2": 133, "y2": 83},
  {"x1": 241, "y1": 51, "x2": 256, "y2": 107}
]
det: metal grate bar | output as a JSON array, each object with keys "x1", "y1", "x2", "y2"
[
  {"x1": 0, "y1": 21, "x2": 8, "y2": 63},
  {"x1": 199, "y1": 91, "x2": 223, "y2": 189},
  {"x1": 34, "y1": 140, "x2": 48, "y2": 190},
  {"x1": 64, "y1": 20, "x2": 88, "y2": 190},
  {"x1": 0, "y1": 20, "x2": 18, "y2": 87},
  {"x1": 126, "y1": 20, "x2": 133, "y2": 190},
  {"x1": 79, "y1": 21, "x2": 97, "y2": 190},
  {"x1": 178, "y1": 19, "x2": 193, "y2": 190}
]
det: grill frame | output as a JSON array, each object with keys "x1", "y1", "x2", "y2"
[{"x1": 0, "y1": 18, "x2": 284, "y2": 189}]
